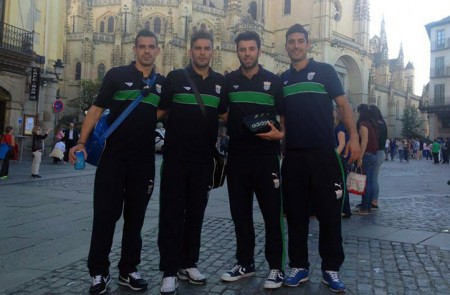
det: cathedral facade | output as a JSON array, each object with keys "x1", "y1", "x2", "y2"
[
  {"x1": 62, "y1": 0, "x2": 372, "y2": 123},
  {"x1": 0, "y1": 0, "x2": 423, "y2": 139}
]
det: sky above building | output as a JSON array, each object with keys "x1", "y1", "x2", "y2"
[{"x1": 370, "y1": 0, "x2": 450, "y2": 95}]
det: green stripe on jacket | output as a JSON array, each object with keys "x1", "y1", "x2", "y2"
[
  {"x1": 283, "y1": 82, "x2": 327, "y2": 97},
  {"x1": 113, "y1": 90, "x2": 160, "y2": 107},
  {"x1": 228, "y1": 91, "x2": 275, "y2": 106},
  {"x1": 173, "y1": 93, "x2": 220, "y2": 108}
]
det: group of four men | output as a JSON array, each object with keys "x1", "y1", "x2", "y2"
[{"x1": 70, "y1": 23, "x2": 360, "y2": 295}]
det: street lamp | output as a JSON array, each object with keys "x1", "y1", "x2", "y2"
[{"x1": 53, "y1": 59, "x2": 64, "y2": 79}]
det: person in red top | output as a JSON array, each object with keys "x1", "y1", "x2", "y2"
[{"x1": 0, "y1": 126, "x2": 16, "y2": 179}]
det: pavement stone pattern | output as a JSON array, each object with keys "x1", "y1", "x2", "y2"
[{"x1": 1, "y1": 155, "x2": 449, "y2": 294}]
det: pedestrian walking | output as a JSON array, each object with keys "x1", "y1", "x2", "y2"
[
  {"x1": 0, "y1": 126, "x2": 16, "y2": 179},
  {"x1": 333, "y1": 108, "x2": 351, "y2": 218},
  {"x1": 31, "y1": 126, "x2": 51, "y2": 178},
  {"x1": 369, "y1": 105, "x2": 387, "y2": 209},
  {"x1": 220, "y1": 31, "x2": 286, "y2": 289},
  {"x1": 63, "y1": 123, "x2": 79, "y2": 162},
  {"x1": 280, "y1": 24, "x2": 360, "y2": 293},
  {"x1": 431, "y1": 139, "x2": 441, "y2": 164},
  {"x1": 69, "y1": 29, "x2": 164, "y2": 294},
  {"x1": 354, "y1": 104, "x2": 378, "y2": 215},
  {"x1": 156, "y1": 30, "x2": 227, "y2": 295}
]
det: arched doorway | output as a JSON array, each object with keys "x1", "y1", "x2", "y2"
[
  {"x1": 333, "y1": 55, "x2": 364, "y2": 111},
  {"x1": 0, "y1": 87, "x2": 11, "y2": 133}
]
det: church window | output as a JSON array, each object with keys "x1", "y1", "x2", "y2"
[
  {"x1": 284, "y1": 0, "x2": 291, "y2": 15},
  {"x1": 107, "y1": 16, "x2": 114, "y2": 33},
  {"x1": 145, "y1": 21, "x2": 150, "y2": 31},
  {"x1": 332, "y1": 0, "x2": 342, "y2": 21},
  {"x1": 100, "y1": 21, "x2": 105, "y2": 33},
  {"x1": 201, "y1": 23, "x2": 207, "y2": 30},
  {"x1": 249, "y1": 1, "x2": 257, "y2": 21},
  {"x1": 154, "y1": 17, "x2": 161, "y2": 34},
  {"x1": 97, "y1": 63, "x2": 105, "y2": 81},
  {"x1": 395, "y1": 101, "x2": 399, "y2": 119},
  {"x1": 75, "y1": 62, "x2": 81, "y2": 80}
]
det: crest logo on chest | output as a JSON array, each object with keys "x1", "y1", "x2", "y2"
[
  {"x1": 307, "y1": 72, "x2": 316, "y2": 81},
  {"x1": 125, "y1": 82, "x2": 133, "y2": 87},
  {"x1": 263, "y1": 81, "x2": 271, "y2": 91},
  {"x1": 216, "y1": 85, "x2": 221, "y2": 94},
  {"x1": 184, "y1": 86, "x2": 191, "y2": 91},
  {"x1": 156, "y1": 84, "x2": 162, "y2": 93}
]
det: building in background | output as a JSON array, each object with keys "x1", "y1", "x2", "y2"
[
  {"x1": 422, "y1": 16, "x2": 450, "y2": 139},
  {"x1": 63, "y1": 0, "x2": 373, "y2": 123},
  {"x1": 369, "y1": 18, "x2": 424, "y2": 138},
  {"x1": 0, "y1": 0, "x2": 65, "y2": 144},
  {"x1": 1, "y1": 0, "x2": 424, "y2": 140}
]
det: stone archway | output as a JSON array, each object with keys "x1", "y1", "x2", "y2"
[
  {"x1": 333, "y1": 55, "x2": 364, "y2": 111},
  {"x1": 0, "y1": 86, "x2": 11, "y2": 133}
]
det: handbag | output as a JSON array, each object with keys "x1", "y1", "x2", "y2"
[
  {"x1": 242, "y1": 113, "x2": 280, "y2": 134},
  {"x1": 0, "y1": 135, "x2": 12, "y2": 160},
  {"x1": 85, "y1": 75, "x2": 156, "y2": 166},
  {"x1": 183, "y1": 69, "x2": 226, "y2": 189},
  {"x1": 346, "y1": 166, "x2": 366, "y2": 195},
  {"x1": 0, "y1": 143, "x2": 11, "y2": 160}
]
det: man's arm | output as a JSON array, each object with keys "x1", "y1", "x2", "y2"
[
  {"x1": 256, "y1": 116, "x2": 285, "y2": 141},
  {"x1": 335, "y1": 95, "x2": 360, "y2": 163},
  {"x1": 68, "y1": 105, "x2": 104, "y2": 164}
]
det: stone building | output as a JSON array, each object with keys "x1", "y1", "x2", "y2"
[
  {"x1": 1, "y1": 0, "x2": 423, "y2": 141},
  {"x1": 369, "y1": 18, "x2": 423, "y2": 138},
  {"x1": 62, "y1": 0, "x2": 373, "y2": 122},
  {"x1": 0, "y1": 0, "x2": 65, "y2": 151},
  {"x1": 422, "y1": 16, "x2": 450, "y2": 139}
]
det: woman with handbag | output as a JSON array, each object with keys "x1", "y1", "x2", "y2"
[
  {"x1": 31, "y1": 126, "x2": 51, "y2": 178},
  {"x1": 354, "y1": 104, "x2": 378, "y2": 215},
  {"x1": 0, "y1": 126, "x2": 16, "y2": 179}
]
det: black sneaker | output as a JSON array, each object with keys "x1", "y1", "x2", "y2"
[
  {"x1": 89, "y1": 274, "x2": 111, "y2": 294},
  {"x1": 221, "y1": 264, "x2": 256, "y2": 282},
  {"x1": 263, "y1": 269, "x2": 284, "y2": 289},
  {"x1": 119, "y1": 272, "x2": 148, "y2": 291}
]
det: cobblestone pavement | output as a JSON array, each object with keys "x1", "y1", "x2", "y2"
[{"x1": 1, "y1": 156, "x2": 449, "y2": 294}]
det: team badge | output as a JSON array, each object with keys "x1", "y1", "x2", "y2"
[
  {"x1": 184, "y1": 86, "x2": 191, "y2": 91},
  {"x1": 156, "y1": 84, "x2": 162, "y2": 93},
  {"x1": 283, "y1": 80, "x2": 288, "y2": 85},
  {"x1": 307, "y1": 72, "x2": 316, "y2": 81},
  {"x1": 233, "y1": 85, "x2": 239, "y2": 89},
  {"x1": 216, "y1": 85, "x2": 221, "y2": 94},
  {"x1": 125, "y1": 82, "x2": 133, "y2": 87},
  {"x1": 263, "y1": 81, "x2": 271, "y2": 91}
]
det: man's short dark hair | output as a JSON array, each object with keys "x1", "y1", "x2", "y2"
[
  {"x1": 285, "y1": 23, "x2": 309, "y2": 43},
  {"x1": 235, "y1": 31, "x2": 261, "y2": 49},
  {"x1": 135, "y1": 29, "x2": 158, "y2": 46},
  {"x1": 190, "y1": 30, "x2": 214, "y2": 48}
]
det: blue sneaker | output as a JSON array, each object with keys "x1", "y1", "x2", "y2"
[
  {"x1": 284, "y1": 268, "x2": 309, "y2": 287},
  {"x1": 322, "y1": 271, "x2": 345, "y2": 293}
]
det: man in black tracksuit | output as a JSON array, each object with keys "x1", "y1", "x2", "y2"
[
  {"x1": 281, "y1": 24, "x2": 360, "y2": 293},
  {"x1": 70, "y1": 30, "x2": 164, "y2": 295},
  {"x1": 220, "y1": 31, "x2": 286, "y2": 290},
  {"x1": 157, "y1": 30, "x2": 227, "y2": 295}
]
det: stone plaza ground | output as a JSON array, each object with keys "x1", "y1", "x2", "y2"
[{"x1": 0, "y1": 154, "x2": 449, "y2": 294}]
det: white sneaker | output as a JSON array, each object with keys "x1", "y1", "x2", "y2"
[
  {"x1": 177, "y1": 268, "x2": 206, "y2": 284},
  {"x1": 160, "y1": 276, "x2": 178, "y2": 295}
]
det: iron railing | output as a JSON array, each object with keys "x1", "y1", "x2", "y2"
[{"x1": 0, "y1": 22, "x2": 34, "y2": 55}]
